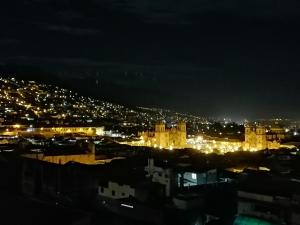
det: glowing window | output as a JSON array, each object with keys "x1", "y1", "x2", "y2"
[{"x1": 192, "y1": 173, "x2": 197, "y2": 180}]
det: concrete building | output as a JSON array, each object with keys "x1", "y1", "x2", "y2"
[
  {"x1": 145, "y1": 158, "x2": 174, "y2": 197},
  {"x1": 22, "y1": 142, "x2": 124, "y2": 165},
  {"x1": 22, "y1": 142, "x2": 97, "y2": 165},
  {"x1": 99, "y1": 181, "x2": 135, "y2": 200},
  {"x1": 140, "y1": 121, "x2": 187, "y2": 149},
  {"x1": 96, "y1": 173, "x2": 165, "y2": 224},
  {"x1": 145, "y1": 158, "x2": 219, "y2": 197},
  {"x1": 237, "y1": 173, "x2": 300, "y2": 225}
]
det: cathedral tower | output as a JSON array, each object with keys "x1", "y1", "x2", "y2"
[
  {"x1": 177, "y1": 121, "x2": 187, "y2": 147},
  {"x1": 256, "y1": 125, "x2": 267, "y2": 150},
  {"x1": 155, "y1": 121, "x2": 168, "y2": 148},
  {"x1": 155, "y1": 121, "x2": 165, "y2": 133}
]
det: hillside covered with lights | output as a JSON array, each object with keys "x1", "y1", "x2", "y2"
[{"x1": 0, "y1": 76, "x2": 206, "y2": 129}]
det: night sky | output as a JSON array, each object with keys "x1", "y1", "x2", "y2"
[{"x1": 1, "y1": 0, "x2": 300, "y2": 120}]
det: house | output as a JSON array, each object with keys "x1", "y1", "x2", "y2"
[
  {"x1": 145, "y1": 158, "x2": 219, "y2": 197},
  {"x1": 237, "y1": 172, "x2": 300, "y2": 225}
]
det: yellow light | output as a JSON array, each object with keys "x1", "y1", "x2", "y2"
[{"x1": 13, "y1": 124, "x2": 21, "y2": 129}]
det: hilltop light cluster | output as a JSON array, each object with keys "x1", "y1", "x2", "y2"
[
  {"x1": 0, "y1": 77, "x2": 124, "y2": 121},
  {"x1": 0, "y1": 77, "x2": 207, "y2": 127}
]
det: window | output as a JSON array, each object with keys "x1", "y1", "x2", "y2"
[
  {"x1": 112, "y1": 190, "x2": 115, "y2": 196},
  {"x1": 192, "y1": 173, "x2": 197, "y2": 180},
  {"x1": 100, "y1": 187, "x2": 104, "y2": 193},
  {"x1": 122, "y1": 193, "x2": 125, "y2": 196}
]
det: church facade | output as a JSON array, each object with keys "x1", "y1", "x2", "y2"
[
  {"x1": 140, "y1": 121, "x2": 187, "y2": 149},
  {"x1": 243, "y1": 125, "x2": 281, "y2": 151}
]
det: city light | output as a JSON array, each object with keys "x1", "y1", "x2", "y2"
[{"x1": 121, "y1": 204, "x2": 134, "y2": 209}]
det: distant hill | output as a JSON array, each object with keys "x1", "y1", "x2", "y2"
[{"x1": 0, "y1": 75, "x2": 206, "y2": 128}]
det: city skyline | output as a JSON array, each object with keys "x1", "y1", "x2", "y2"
[{"x1": 1, "y1": 2, "x2": 300, "y2": 225}]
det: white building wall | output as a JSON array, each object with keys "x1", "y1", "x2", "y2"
[
  {"x1": 237, "y1": 191, "x2": 282, "y2": 223},
  {"x1": 145, "y1": 159, "x2": 172, "y2": 196},
  {"x1": 238, "y1": 191, "x2": 274, "y2": 203},
  {"x1": 98, "y1": 181, "x2": 135, "y2": 199}
]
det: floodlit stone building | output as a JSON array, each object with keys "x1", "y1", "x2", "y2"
[
  {"x1": 30, "y1": 126, "x2": 104, "y2": 137},
  {"x1": 22, "y1": 142, "x2": 124, "y2": 165},
  {"x1": 22, "y1": 142, "x2": 97, "y2": 165},
  {"x1": 140, "y1": 121, "x2": 187, "y2": 149},
  {"x1": 243, "y1": 125, "x2": 281, "y2": 151}
]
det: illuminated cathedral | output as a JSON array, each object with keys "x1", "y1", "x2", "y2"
[
  {"x1": 243, "y1": 124, "x2": 281, "y2": 151},
  {"x1": 139, "y1": 121, "x2": 187, "y2": 149}
]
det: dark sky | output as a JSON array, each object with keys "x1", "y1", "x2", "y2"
[{"x1": 1, "y1": 0, "x2": 300, "y2": 120}]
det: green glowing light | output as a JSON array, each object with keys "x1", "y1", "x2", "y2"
[{"x1": 234, "y1": 215, "x2": 277, "y2": 225}]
